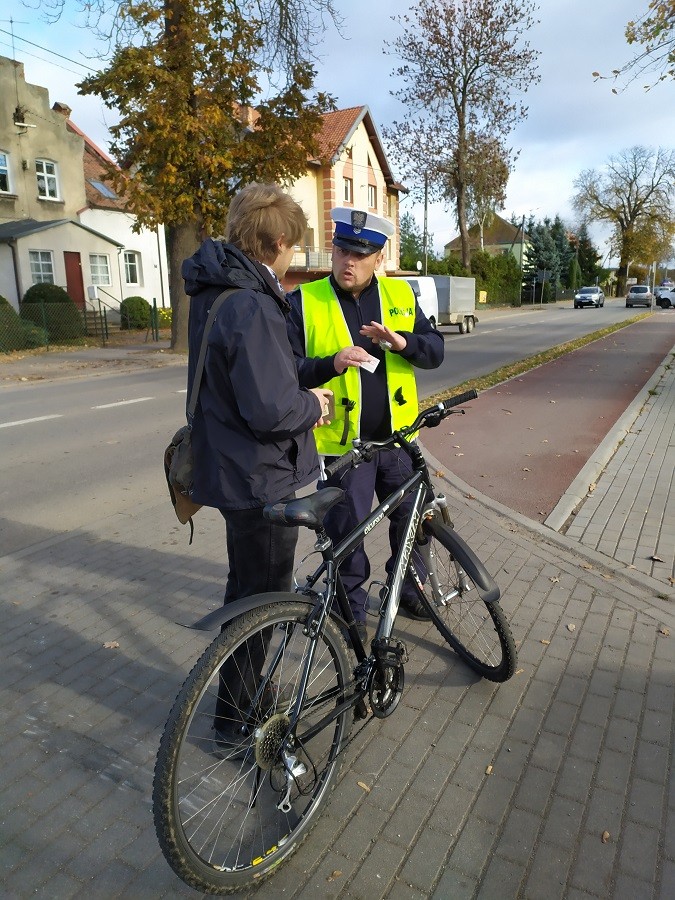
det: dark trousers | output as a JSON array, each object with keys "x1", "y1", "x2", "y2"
[
  {"x1": 215, "y1": 504, "x2": 298, "y2": 727},
  {"x1": 320, "y1": 446, "x2": 418, "y2": 623}
]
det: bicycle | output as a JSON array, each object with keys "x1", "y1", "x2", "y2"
[{"x1": 152, "y1": 389, "x2": 517, "y2": 894}]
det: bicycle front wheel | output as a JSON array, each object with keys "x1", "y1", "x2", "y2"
[
  {"x1": 409, "y1": 514, "x2": 517, "y2": 682},
  {"x1": 153, "y1": 600, "x2": 353, "y2": 895}
]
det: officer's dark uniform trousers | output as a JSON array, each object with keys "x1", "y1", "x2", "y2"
[{"x1": 320, "y1": 446, "x2": 419, "y2": 624}]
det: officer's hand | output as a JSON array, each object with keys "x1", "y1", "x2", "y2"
[
  {"x1": 309, "y1": 388, "x2": 333, "y2": 427},
  {"x1": 360, "y1": 321, "x2": 407, "y2": 352},
  {"x1": 334, "y1": 346, "x2": 372, "y2": 374}
]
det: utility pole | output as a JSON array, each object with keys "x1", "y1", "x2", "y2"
[{"x1": 423, "y1": 170, "x2": 428, "y2": 276}]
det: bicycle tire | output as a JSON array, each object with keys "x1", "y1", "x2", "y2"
[
  {"x1": 153, "y1": 600, "x2": 353, "y2": 895},
  {"x1": 409, "y1": 514, "x2": 517, "y2": 682}
]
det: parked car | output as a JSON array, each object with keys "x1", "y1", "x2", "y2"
[
  {"x1": 574, "y1": 286, "x2": 605, "y2": 308},
  {"x1": 656, "y1": 289, "x2": 675, "y2": 309},
  {"x1": 626, "y1": 285, "x2": 653, "y2": 308}
]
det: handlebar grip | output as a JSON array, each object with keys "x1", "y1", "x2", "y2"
[
  {"x1": 323, "y1": 448, "x2": 360, "y2": 481},
  {"x1": 443, "y1": 389, "x2": 478, "y2": 410}
]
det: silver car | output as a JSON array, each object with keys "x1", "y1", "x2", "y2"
[
  {"x1": 574, "y1": 286, "x2": 604, "y2": 308},
  {"x1": 626, "y1": 285, "x2": 653, "y2": 308}
]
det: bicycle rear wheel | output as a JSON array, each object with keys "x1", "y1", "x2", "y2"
[
  {"x1": 153, "y1": 600, "x2": 353, "y2": 895},
  {"x1": 409, "y1": 514, "x2": 516, "y2": 682}
]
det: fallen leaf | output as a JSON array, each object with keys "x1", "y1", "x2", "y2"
[
  {"x1": 327, "y1": 870, "x2": 343, "y2": 882},
  {"x1": 650, "y1": 555, "x2": 665, "y2": 562},
  {"x1": 502, "y1": 409, "x2": 512, "y2": 414},
  {"x1": 541, "y1": 639, "x2": 551, "y2": 645},
  {"x1": 515, "y1": 668, "x2": 524, "y2": 675},
  {"x1": 453, "y1": 445, "x2": 461, "y2": 449},
  {"x1": 549, "y1": 400, "x2": 556, "y2": 404},
  {"x1": 581, "y1": 563, "x2": 593, "y2": 570},
  {"x1": 668, "y1": 577, "x2": 675, "y2": 585},
  {"x1": 601, "y1": 574, "x2": 613, "y2": 580},
  {"x1": 357, "y1": 781, "x2": 371, "y2": 793},
  {"x1": 601, "y1": 830, "x2": 610, "y2": 844},
  {"x1": 658, "y1": 627, "x2": 670, "y2": 637},
  {"x1": 465, "y1": 493, "x2": 476, "y2": 500},
  {"x1": 550, "y1": 576, "x2": 560, "y2": 583},
  {"x1": 455, "y1": 452, "x2": 464, "y2": 457},
  {"x1": 434, "y1": 470, "x2": 445, "y2": 478},
  {"x1": 589, "y1": 483, "x2": 596, "y2": 492},
  {"x1": 523, "y1": 467, "x2": 530, "y2": 472},
  {"x1": 102, "y1": 640, "x2": 120, "y2": 649},
  {"x1": 541, "y1": 439, "x2": 548, "y2": 443},
  {"x1": 485, "y1": 765, "x2": 493, "y2": 775},
  {"x1": 567, "y1": 623, "x2": 576, "y2": 632}
]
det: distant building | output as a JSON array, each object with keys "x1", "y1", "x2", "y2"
[
  {"x1": 0, "y1": 55, "x2": 168, "y2": 312},
  {"x1": 444, "y1": 214, "x2": 530, "y2": 267},
  {"x1": 285, "y1": 105, "x2": 406, "y2": 287}
]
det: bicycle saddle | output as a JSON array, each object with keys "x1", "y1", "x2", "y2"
[{"x1": 264, "y1": 487, "x2": 345, "y2": 529}]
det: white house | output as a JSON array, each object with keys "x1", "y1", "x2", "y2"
[{"x1": 0, "y1": 55, "x2": 169, "y2": 314}]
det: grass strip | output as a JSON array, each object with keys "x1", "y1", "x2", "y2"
[{"x1": 426, "y1": 311, "x2": 652, "y2": 406}]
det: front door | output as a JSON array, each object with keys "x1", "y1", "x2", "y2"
[{"x1": 64, "y1": 251, "x2": 85, "y2": 309}]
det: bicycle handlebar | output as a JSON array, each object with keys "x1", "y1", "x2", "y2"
[{"x1": 322, "y1": 389, "x2": 478, "y2": 480}]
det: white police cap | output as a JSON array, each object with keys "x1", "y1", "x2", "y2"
[{"x1": 331, "y1": 207, "x2": 395, "y2": 255}]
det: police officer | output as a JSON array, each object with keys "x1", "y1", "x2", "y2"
[{"x1": 287, "y1": 207, "x2": 444, "y2": 639}]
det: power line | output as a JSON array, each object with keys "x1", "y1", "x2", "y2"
[
  {"x1": 0, "y1": 38, "x2": 90, "y2": 79},
  {"x1": 0, "y1": 26, "x2": 95, "y2": 73}
]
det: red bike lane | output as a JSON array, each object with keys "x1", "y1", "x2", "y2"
[{"x1": 422, "y1": 316, "x2": 675, "y2": 523}]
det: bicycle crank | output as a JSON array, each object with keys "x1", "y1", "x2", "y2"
[{"x1": 368, "y1": 638, "x2": 407, "y2": 718}]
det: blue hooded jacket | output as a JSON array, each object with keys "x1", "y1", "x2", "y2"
[{"x1": 182, "y1": 238, "x2": 321, "y2": 510}]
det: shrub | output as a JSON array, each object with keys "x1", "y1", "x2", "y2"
[
  {"x1": 120, "y1": 295, "x2": 151, "y2": 329},
  {"x1": 21, "y1": 283, "x2": 85, "y2": 342},
  {"x1": 157, "y1": 306, "x2": 172, "y2": 328},
  {"x1": 0, "y1": 296, "x2": 49, "y2": 351}
]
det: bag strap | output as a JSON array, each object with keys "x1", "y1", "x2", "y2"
[{"x1": 186, "y1": 288, "x2": 237, "y2": 422}]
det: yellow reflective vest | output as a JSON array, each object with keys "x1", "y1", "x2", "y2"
[{"x1": 299, "y1": 277, "x2": 419, "y2": 456}]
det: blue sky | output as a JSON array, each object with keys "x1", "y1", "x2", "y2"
[{"x1": 4, "y1": 0, "x2": 674, "y2": 260}]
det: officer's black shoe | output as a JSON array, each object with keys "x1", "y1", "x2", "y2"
[{"x1": 399, "y1": 593, "x2": 431, "y2": 621}]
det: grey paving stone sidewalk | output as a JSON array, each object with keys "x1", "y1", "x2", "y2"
[
  {"x1": 564, "y1": 351, "x2": 675, "y2": 584},
  {"x1": 1, "y1": 478, "x2": 673, "y2": 898}
]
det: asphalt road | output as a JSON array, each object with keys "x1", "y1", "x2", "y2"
[
  {"x1": 0, "y1": 301, "x2": 662, "y2": 557},
  {"x1": 416, "y1": 298, "x2": 647, "y2": 395}
]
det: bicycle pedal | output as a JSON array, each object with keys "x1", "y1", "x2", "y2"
[{"x1": 372, "y1": 637, "x2": 408, "y2": 666}]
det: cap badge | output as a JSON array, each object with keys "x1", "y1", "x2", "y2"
[{"x1": 351, "y1": 210, "x2": 367, "y2": 234}]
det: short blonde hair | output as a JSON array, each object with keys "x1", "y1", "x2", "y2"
[{"x1": 226, "y1": 183, "x2": 307, "y2": 264}]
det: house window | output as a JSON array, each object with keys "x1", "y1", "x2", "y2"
[
  {"x1": 0, "y1": 151, "x2": 10, "y2": 193},
  {"x1": 124, "y1": 251, "x2": 142, "y2": 285},
  {"x1": 343, "y1": 177, "x2": 353, "y2": 203},
  {"x1": 89, "y1": 253, "x2": 111, "y2": 285},
  {"x1": 368, "y1": 184, "x2": 377, "y2": 210},
  {"x1": 29, "y1": 250, "x2": 55, "y2": 284},
  {"x1": 36, "y1": 159, "x2": 59, "y2": 199}
]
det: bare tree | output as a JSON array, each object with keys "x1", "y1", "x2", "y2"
[
  {"x1": 572, "y1": 146, "x2": 675, "y2": 295},
  {"x1": 384, "y1": 0, "x2": 539, "y2": 272}
]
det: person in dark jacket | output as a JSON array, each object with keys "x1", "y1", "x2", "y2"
[
  {"x1": 287, "y1": 208, "x2": 444, "y2": 639},
  {"x1": 182, "y1": 183, "x2": 332, "y2": 748}
]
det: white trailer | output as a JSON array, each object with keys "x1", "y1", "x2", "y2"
[{"x1": 393, "y1": 275, "x2": 478, "y2": 333}]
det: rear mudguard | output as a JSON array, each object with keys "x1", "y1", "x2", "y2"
[
  {"x1": 188, "y1": 591, "x2": 346, "y2": 632},
  {"x1": 425, "y1": 520, "x2": 501, "y2": 604}
]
